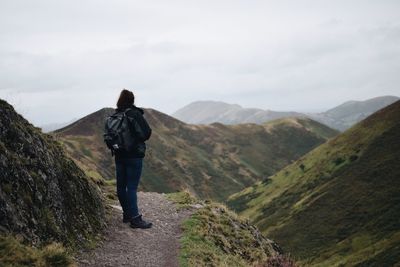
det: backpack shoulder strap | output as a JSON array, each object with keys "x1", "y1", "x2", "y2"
[
  {"x1": 124, "y1": 108, "x2": 132, "y2": 114},
  {"x1": 123, "y1": 108, "x2": 137, "y2": 122}
]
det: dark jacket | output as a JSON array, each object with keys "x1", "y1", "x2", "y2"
[{"x1": 115, "y1": 105, "x2": 152, "y2": 159}]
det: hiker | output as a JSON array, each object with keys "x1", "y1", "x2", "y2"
[{"x1": 105, "y1": 89, "x2": 153, "y2": 229}]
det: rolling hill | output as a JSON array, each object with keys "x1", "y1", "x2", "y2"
[
  {"x1": 172, "y1": 96, "x2": 399, "y2": 131},
  {"x1": 54, "y1": 107, "x2": 338, "y2": 201},
  {"x1": 228, "y1": 100, "x2": 400, "y2": 266}
]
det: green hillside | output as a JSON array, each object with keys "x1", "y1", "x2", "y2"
[
  {"x1": 55, "y1": 108, "x2": 337, "y2": 201},
  {"x1": 167, "y1": 192, "x2": 295, "y2": 267},
  {"x1": 228, "y1": 101, "x2": 400, "y2": 266}
]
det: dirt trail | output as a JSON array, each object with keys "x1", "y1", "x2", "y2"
[{"x1": 76, "y1": 192, "x2": 192, "y2": 267}]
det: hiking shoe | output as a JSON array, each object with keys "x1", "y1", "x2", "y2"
[
  {"x1": 130, "y1": 214, "x2": 152, "y2": 229},
  {"x1": 122, "y1": 214, "x2": 131, "y2": 223}
]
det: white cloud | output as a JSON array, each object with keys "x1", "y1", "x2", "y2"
[{"x1": 0, "y1": 0, "x2": 400, "y2": 124}]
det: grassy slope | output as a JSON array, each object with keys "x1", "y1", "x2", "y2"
[
  {"x1": 228, "y1": 101, "x2": 400, "y2": 266},
  {"x1": 166, "y1": 192, "x2": 295, "y2": 267},
  {"x1": 55, "y1": 108, "x2": 337, "y2": 201}
]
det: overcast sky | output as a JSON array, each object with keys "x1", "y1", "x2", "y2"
[{"x1": 1, "y1": 0, "x2": 400, "y2": 125}]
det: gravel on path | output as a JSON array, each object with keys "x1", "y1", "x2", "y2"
[{"x1": 76, "y1": 192, "x2": 192, "y2": 267}]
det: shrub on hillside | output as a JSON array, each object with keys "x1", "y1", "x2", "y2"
[{"x1": 258, "y1": 254, "x2": 297, "y2": 267}]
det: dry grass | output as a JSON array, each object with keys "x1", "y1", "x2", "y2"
[{"x1": 0, "y1": 235, "x2": 74, "y2": 267}]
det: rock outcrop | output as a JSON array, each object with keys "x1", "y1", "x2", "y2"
[{"x1": 0, "y1": 99, "x2": 105, "y2": 247}]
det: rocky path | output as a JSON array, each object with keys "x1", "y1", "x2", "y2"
[{"x1": 76, "y1": 192, "x2": 192, "y2": 267}]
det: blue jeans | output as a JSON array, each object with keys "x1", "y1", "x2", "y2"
[{"x1": 115, "y1": 158, "x2": 143, "y2": 217}]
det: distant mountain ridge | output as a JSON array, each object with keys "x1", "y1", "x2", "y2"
[
  {"x1": 309, "y1": 95, "x2": 400, "y2": 130},
  {"x1": 228, "y1": 100, "x2": 400, "y2": 266},
  {"x1": 54, "y1": 107, "x2": 338, "y2": 201},
  {"x1": 172, "y1": 100, "x2": 304, "y2": 125},
  {"x1": 173, "y1": 96, "x2": 399, "y2": 131}
]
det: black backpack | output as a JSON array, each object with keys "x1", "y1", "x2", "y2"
[{"x1": 104, "y1": 109, "x2": 136, "y2": 155}]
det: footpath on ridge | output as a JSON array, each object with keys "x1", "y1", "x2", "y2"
[{"x1": 76, "y1": 192, "x2": 192, "y2": 267}]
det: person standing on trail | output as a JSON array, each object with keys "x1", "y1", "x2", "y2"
[{"x1": 105, "y1": 89, "x2": 152, "y2": 229}]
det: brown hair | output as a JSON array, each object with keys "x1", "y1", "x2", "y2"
[{"x1": 117, "y1": 89, "x2": 135, "y2": 109}]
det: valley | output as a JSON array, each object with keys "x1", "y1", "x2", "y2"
[
  {"x1": 228, "y1": 100, "x2": 400, "y2": 266},
  {"x1": 55, "y1": 108, "x2": 337, "y2": 201}
]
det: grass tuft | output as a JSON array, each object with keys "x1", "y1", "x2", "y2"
[
  {"x1": 41, "y1": 243, "x2": 74, "y2": 267},
  {"x1": 0, "y1": 235, "x2": 74, "y2": 267},
  {"x1": 166, "y1": 191, "x2": 198, "y2": 209}
]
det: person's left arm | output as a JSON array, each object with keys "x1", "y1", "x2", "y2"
[{"x1": 131, "y1": 110, "x2": 152, "y2": 141}]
